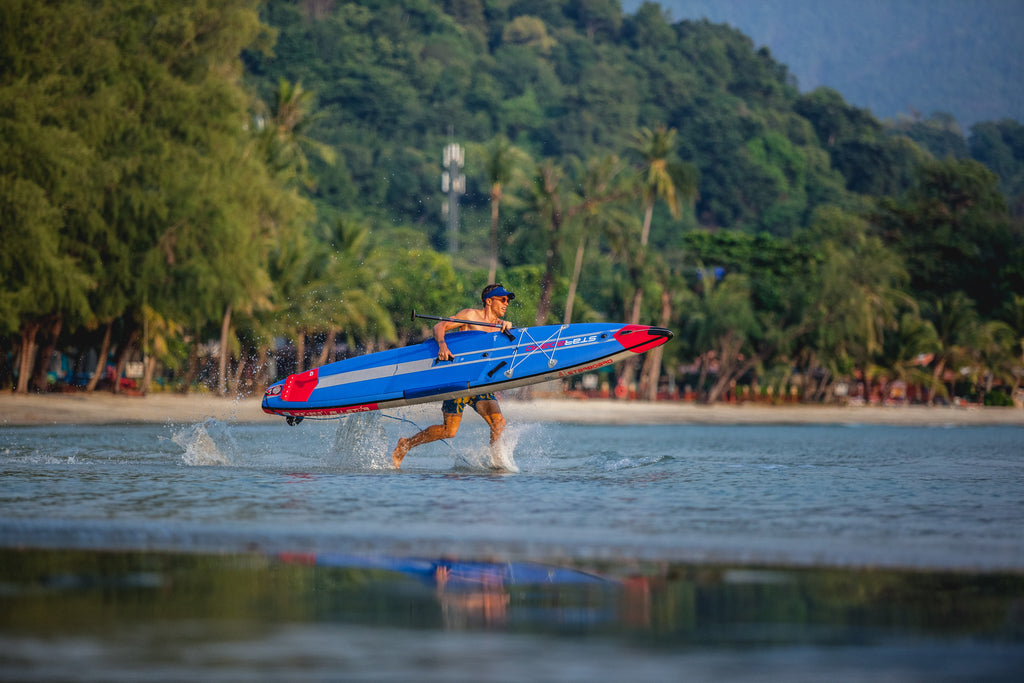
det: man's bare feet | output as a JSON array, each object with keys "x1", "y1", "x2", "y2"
[{"x1": 392, "y1": 437, "x2": 411, "y2": 468}]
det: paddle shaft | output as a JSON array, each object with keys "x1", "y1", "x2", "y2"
[{"x1": 411, "y1": 310, "x2": 515, "y2": 341}]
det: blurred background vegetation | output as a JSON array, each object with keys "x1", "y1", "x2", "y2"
[{"x1": 2, "y1": 0, "x2": 1022, "y2": 405}]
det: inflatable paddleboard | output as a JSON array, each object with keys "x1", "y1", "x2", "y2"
[{"x1": 262, "y1": 323, "x2": 672, "y2": 422}]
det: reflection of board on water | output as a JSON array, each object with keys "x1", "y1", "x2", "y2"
[
  {"x1": 262, "y1": 322, "x2": 672, "y2": 423},
  {"x1": 280, "y1": 552, "x2": 610, "y2": 588}
]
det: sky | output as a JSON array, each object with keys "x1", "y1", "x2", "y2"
[{"x1": 620, "y1": 0, "x2": 1024, "y2": 130}]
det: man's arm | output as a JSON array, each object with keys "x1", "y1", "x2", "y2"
[
  {"x1": 433, "y1": 320, "x2": 457, "y2": 361},
  {"x1": 433, "y1": 308, "x2": 480, "y2": 361}
]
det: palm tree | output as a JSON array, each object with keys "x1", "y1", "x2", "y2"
[
  {"x1": 258, "y1": 79, "x2": 336, "y2": 189},
  {"x1": 638, "y1": 266, "x2": 694, "y2": 400},
  {"x1": 685, "y1": 271, "x2": 761, "y2": 403},
  {"x1": 618, "y1": 126, "x2": 697, "y2": 397},
  {"x1": 235, "y1": 78, "x2": 337, "y2": 388},
  {"x1": 1005, "y1": 295, "x2": 1024, "y2": 396},
  {"x1": 887, "y1": 311, "x2": 943, "y2": 401},
  {"x1": 564, "y1": 155, "x2": 631, "y2": 324},
  {"x1": 269, "y1": 220, "x2": 393, "y2": 376},
  {"x1": 529, "y1": 160, "x2": 565, "y2": 326},
  {"x1": 628, "y1": 125, "x2": 697, "y2": 326},
  {"x1": 531, "y1": 155, "x2": 636, "y2": 327},
  {"x1": 481, "y1": 136, "x2": 530, "y2": 283},
  {"x1": 315, "y1": 219, "x2": 395, "y2": 365},
  {"x1": 924, "y1": 292, "x2": 980, "y2": 404},
  {"x1": 804, "y1": 211, "x2": 911, "y2": 402},
  {"x1": 971, "y1": 319, "x2": 1017, "y2": 402}
]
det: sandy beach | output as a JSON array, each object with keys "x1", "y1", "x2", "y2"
[{"x1": 2, "y1": 390, "x2": 1023, "y2": 427}]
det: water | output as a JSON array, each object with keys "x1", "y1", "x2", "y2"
[{"x1": 2, "y1": 412, "x2": 1023, "y2": 680}]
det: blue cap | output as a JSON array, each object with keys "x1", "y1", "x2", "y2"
[{"x1": 483, "y1": 285, "x2": 515, "y2": 301}]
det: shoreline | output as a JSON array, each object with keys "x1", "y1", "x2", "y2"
[{"x1": 2, "y1": 391, "x2": 1023, "y2": 427}]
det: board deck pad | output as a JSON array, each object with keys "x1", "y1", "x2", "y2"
[{"x1": 262, "y1": 323, "x2": 672, "y2": 420}]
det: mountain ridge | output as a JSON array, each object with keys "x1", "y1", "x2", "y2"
[{"x1": 627, "y1": 0, "x2": 1024, "y2": 129}]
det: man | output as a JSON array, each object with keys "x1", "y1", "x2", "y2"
[{"x1": 391, "y1": 284, "x2": 515, "y2": 468}]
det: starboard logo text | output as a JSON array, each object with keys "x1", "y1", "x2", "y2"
[
  {"x1": 557, "y1": 358, "x2": 613, "y2": 378},
  {"x1": 282, "y1": 402, "x2": 378, "y2": 418},
  {"x1": 521, "y1": 334, "x2": 598, "y2": 354}
]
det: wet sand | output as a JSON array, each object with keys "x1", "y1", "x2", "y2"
[{"x1": 2, "y1": 391, "x2": 1022, "y2": 427}]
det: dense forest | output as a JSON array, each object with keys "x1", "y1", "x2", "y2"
[
  {"x1": 2, "y1": 0, "x2": 1023, "y2": 405},
  {"x1": 641, "y1": 0, "x2": 1024, "y2": 130}
]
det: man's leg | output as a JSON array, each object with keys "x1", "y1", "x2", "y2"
[
  {"x1": 474, "y1": 399, "x2": 506, "y2": 445},
  {"x1": 392, "y1": 412, "x2": 462, "y2": 468}
]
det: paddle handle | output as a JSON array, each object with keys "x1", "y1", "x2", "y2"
[{"x1": 411, "y1": 310, "x2": 515, "y2": 341}]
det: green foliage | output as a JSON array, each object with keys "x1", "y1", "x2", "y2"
[
  {"x1": 874, "y1": 158, "x2": 1019, "y2": 318},
  {"x1": 969, "y1": 119, "x2": 1024, "y2": 218},
  {"x1": 0, "y1": 175, "x2": 94, "y2": 333},
  {"x1": 984, "y1": 389, "x2": 1014, "y2": 407},
  {"x1": 2, "y1": 0, "x2": 1021, "y2": 403},
  {"x1": 889, "y1": 112, "x2": 969, "y2": 160},
  {"x1": 246, "y1": 0, "x2": 845, "y2": 236},
  {"x1": 0, "y1": 0, "x2": 312, "y2": 390}
]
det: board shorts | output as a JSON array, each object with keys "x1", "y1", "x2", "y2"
[{"x1": 442, "y1": 393, "x2": 497, "y2": 415}]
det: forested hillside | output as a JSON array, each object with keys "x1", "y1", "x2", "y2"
[
  {"x1": 2, "y1": 0, "x2": 1023, "y2": 406},
  {"x1": 640, "y1": 0, "x2": 1024, "y2": 130}
]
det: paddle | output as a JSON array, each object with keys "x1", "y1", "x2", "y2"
[{"x1": 411, "y1": 310, "x2": 516, "y2": 341}]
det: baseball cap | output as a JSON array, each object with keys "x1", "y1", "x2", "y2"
[{"x1": 483, "y1": 285, "x2": 515, "y2": 301}]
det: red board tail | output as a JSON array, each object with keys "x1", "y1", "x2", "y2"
[{"x1": 281, "y1": 368, "x2": 319, "y2": 403}]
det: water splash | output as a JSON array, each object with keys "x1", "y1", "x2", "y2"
[
  {"x1": 489, "y1": 428, "x2": 520, "y2": 472},
  {"x1": 452, "y1": 426, "x2": 520, "y2": 473},
  {"x1": 329, "y1": 412, "x2": 391, "y2": 470},
  {"x1": 172, "y1": 419, "x2": 237, "y2": 466}
]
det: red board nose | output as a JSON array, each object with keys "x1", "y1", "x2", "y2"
[
  {"x1": 612, "y1": 325, "x2": 674, "y2": 354},
  {"x1": 281, "y1": 368, "x2": 319, "y2": 402}
]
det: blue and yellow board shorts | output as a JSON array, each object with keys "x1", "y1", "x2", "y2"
[{"x1": 442, "y1": 393, "x2": 497, "y2": 415}]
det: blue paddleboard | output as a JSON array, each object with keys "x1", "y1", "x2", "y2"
[{"x1": 261, "y1": 323, "x2": 672, "y2": 421}]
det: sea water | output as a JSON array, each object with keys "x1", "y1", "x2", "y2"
[{"x1": 1, "y1": 411, "x2": 1023, "y2": 680}]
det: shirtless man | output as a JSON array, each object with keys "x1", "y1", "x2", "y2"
[{"x1": 391, "y1": 284, "x2": 515, "y2": 468}]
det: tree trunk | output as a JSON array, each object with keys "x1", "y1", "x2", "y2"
[
  {"x1": 218, "y1": 304, "x2": 232, "y2": 397},
  {"x1": 317, "y1": 328, "x2": 337, "y2": 367},
  {"x1": 488, "y1": 186, "x2": 501, "y2": 284},
  {"x1": 563, "y1": 234, "x2": 586, "y2": 325},
  {"x1": 141, "y1": 355, "x2": 157, "y2": 395},
  {"x1": 295, "y1": 331, "x2": 306, "y2": 374},
  {"x1": 861, "y1": 368, "x2": 874, "y2": 405},
  {"x1": 812, "y1": 368, "x2": 832, "y2": 403},
  {"x1": 252, "y1": 345, "x2": 271, "y2": 395},
  {"x1": 628, "y1": 287, "x2": 644, "y2": 327},
  {"x1": 629, "y1": 200, "x2": 655, "y2": 327},
  {"x1": 15, "y1": 321, "x2": 41, "y2": 394},
  {"x1": 233, "y1": 345, "x2": 248, "y2": 395},
  {"x1": 182, "y1": 337, "x2": 200, "y2": 394},
  {"x1": 705, "y1": 350, "x2": 759, "y2": 404},
  {"x1": 638, "y1": 199, "x2": 654, "y2": 252},
  {"x1": 695, "y1": 352, "x2": 709, "y2": 402},
  {"x1": 86, "y1": 322, "x2": 112, "y2": 393},
  {"x1": 534, "y1": 210, "x2": 563, "y2": 326},
  {"x1": 928, "y1": 360, "x2": 946, "y2": 405},
  {"x1": 112, "y1": 327, "x2": 139, "y2": 394},
  {"x1": 31, "y1": 316, "x2": 62, "y2": 392},
  {"x1": 619, "y1": 201, "x2": 656, "y2": 396},
  {"x1": 703, "y1": 333, "x2": 738, "y2": 404},
  {"x1": 640, "y1": 288, "x2": 672, "y2": 401},
  {"x1": 703, "y1": 331, "x2": 768, "y2": 404}
]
